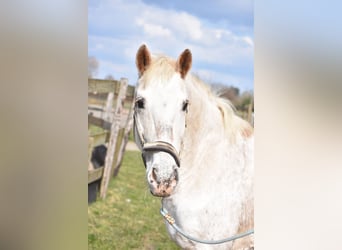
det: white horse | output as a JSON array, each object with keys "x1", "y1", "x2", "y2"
[{"x1": 133, "y1": 45, "x2": 254, "y2": 250}]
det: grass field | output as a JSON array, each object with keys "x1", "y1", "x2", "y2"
[{"x1": 88, "y1": 151, "x2": 179, "y2": 250}]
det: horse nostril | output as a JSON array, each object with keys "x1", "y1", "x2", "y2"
[
  {"x1": 152, "y1": 168, "x2": 159, "y2": 184},
  {"x1": 173, "y1": 169, "x2": 179, "y2": 181}
]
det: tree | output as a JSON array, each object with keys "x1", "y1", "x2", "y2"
[
  {"x1": 210, "y1": 82, "x2": 240, "y2": 105},
  {"x1": 220, "y1": 86, "x2": 240, "y2": 104},
  {"x1": 88, "y1": 56, "x2": 99, "y2": 78},
  {"x1": 235, "y1": 91, "x2": 254, "y2": 112},
  {"x1": 105, "y1": 74, "x2": 114, "y2": 80}
]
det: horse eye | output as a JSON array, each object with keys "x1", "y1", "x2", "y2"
[
  {"x1": 182, "y1": 100, "x2": 189, "y2": 112},
  {"x1": 135, "y1": 98, "x2": 145, "y2": 109}
]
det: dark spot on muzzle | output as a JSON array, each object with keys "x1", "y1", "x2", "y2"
[{"x1": 149, "y1": 167, "x2": 178, "y2": 197}]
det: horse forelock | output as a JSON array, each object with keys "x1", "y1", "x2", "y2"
[{"x1": 139, "y1": 55, "x2": 178, "y2": 88}]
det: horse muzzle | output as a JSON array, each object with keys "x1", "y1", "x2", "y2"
[
  {"x1": 141, "y1": 142, "x2": 180, "y2": 197},
  {"x1": 147, "y1": 165, "x2": 178, "y2": 197}
]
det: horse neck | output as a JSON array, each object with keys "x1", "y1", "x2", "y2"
[
  {"x1": 180, "y1": 75, "x2": 253, "y2": 169},
  {"x1": 181, "y1": 76, "x2": 227, "y2": 162}
]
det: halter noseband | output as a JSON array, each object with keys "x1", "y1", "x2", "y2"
[{"x1": 133, "y1": 112, "x2": 181, "y2": 168}]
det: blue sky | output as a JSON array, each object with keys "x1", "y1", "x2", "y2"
[{"x1": 88, "y1": 0, "x2": 254, "y2": 91}]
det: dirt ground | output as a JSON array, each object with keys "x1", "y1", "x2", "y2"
[{"x1": 125, "y1": 141, "x2": 139, "y2": 151}]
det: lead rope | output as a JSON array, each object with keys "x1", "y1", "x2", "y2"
[{"x1": 160, "y1": 207, "x2": 254, "y2": 245}]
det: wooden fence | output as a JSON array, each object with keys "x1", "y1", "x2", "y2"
[{"x1": 88, "y1": 78, "x2": 135, "y2": 202}]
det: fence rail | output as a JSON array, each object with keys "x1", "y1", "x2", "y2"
[
  {"x1": 88, "y1": 77, "x2": 135, "y2": 202},
  {"x1": 88, "y1": 167, "x2": 104, "y2": 184}
]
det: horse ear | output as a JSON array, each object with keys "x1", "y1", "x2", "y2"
[
  {"x1": 136, "y1": 44, "x2": 151, "y2": 77},
  {"x1": 176, "y1": 49, "x2": 192, "y2": 79}
]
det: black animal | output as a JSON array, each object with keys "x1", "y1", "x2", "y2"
[
  {"x1": 91, "y1": 145, "x2": 107, "y2": 169},
  {"x1": 88, "y1": 145, "x2": 107, "y2": 203}
]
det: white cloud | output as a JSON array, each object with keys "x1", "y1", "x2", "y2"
[
  {"x1": 168, "y1": 11, "x2": 203, "y2": 41},
  {"x1": 134, "y1": 8, "x2": 204, "y2": 43},
  {"x1": 88, "y1": 0, "x2": 254, "y2": 90},
  {"x1": 136, "y1": 18, "x2": 171, "y2": 37},
  {"x1": 243, "y1": 36, "x2": 254, "y2": 47}
]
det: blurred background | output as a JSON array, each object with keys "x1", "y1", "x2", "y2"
[{"x1": 0, "y1": 0, "x2": 341, "y2": 250}]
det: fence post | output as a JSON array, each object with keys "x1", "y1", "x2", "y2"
[
  {"x1": 102, "y1": 92, "x2": 114, "y2": 122},
  {"x1": 88, "y1": 136, "x2": 94, "y2": 171},
  {"x1": 113, "y1": 106, "x2": 134, "y2": 177},
  {"x1": 99, "y1": 78, "x2": 128, "y2": 199}
]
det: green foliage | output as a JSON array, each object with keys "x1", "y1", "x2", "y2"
[
  {"x1": 88, "y1": 151, "x2": 179, "y2": 250},
  {"x1": 235, "y1": 91, "x2": 254, "y2": 112}
]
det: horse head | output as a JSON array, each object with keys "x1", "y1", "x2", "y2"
[{"x1": 134, "y1": 44, "x2": 192, "y2": 197}]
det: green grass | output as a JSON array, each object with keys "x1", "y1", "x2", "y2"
[
  {"x1": 128, "y1": 129, "x2": 134, "y2": 142},
  {"x1": 88, "y1": 151, "x2": 179, "y2": 250},
  {"x1": 88, "y1": 124, "x2": 105, "y2": 135}
]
